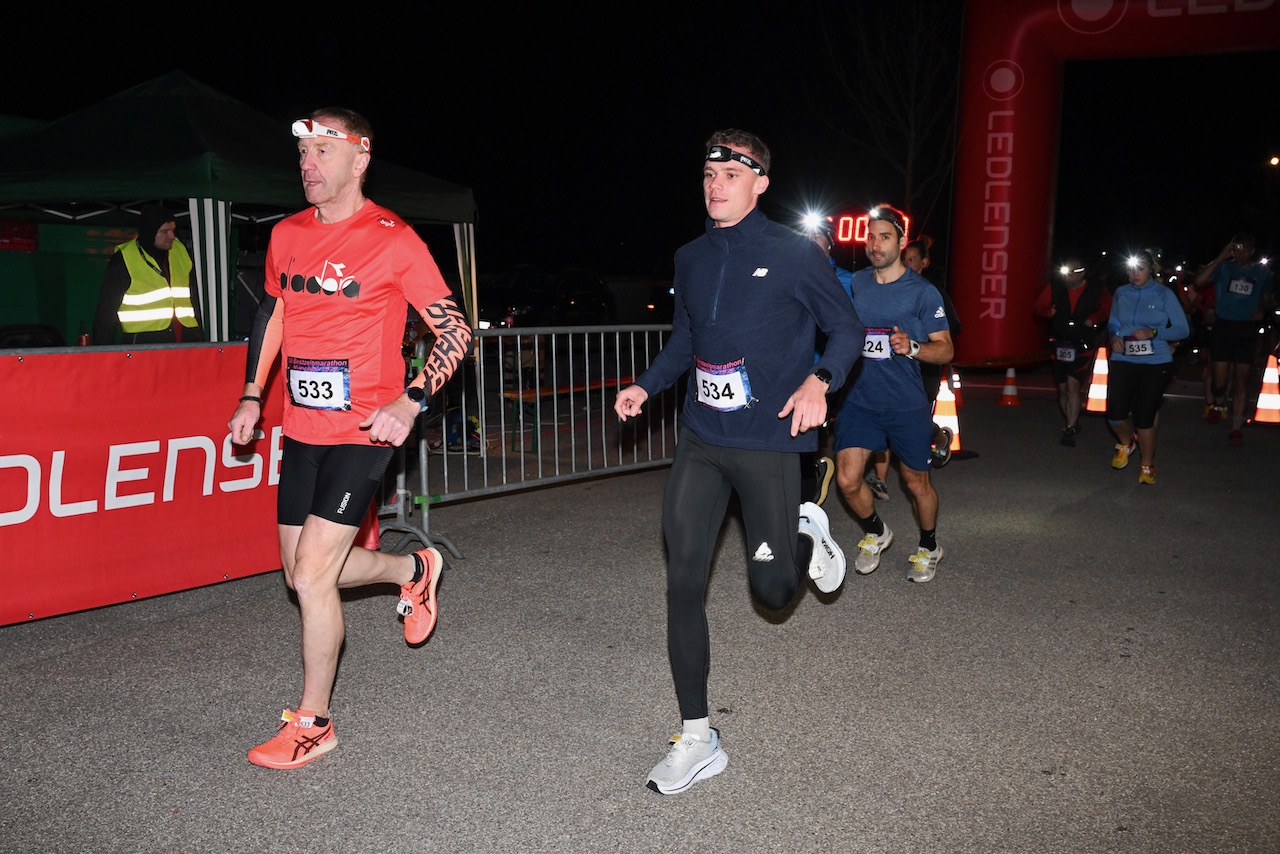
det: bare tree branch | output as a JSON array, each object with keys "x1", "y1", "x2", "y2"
[{"x1": 809, "y1": 0, "x2": 962, "y2": 225}]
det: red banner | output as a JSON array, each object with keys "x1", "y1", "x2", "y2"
[
  {"x1": 0, "y1": 345, "x2": 283, "y2": 625},
  {"x1": 951, "y1": 0, "x2": 1280, "y2": 365}
]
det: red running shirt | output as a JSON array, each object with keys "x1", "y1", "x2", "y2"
[{"x1": 264, "y1": 200, "x2": 451, "y2": 444}]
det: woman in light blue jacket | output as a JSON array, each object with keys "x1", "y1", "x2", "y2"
[{"x1": 1104, "y1": 249, "x2": 1190, "y2": 484}]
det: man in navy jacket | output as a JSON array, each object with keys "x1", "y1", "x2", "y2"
[{"x1": 615, "y1": 128, "x2": 863, "y2": 795}]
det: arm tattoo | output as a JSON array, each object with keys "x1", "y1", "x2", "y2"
[{"x1": 420, "y1": 298, "x2": 473, "y2": 394}]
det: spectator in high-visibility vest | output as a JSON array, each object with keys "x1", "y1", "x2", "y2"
[{"x1": 92, "y1": 204, "x2": 203, "y2": 345}]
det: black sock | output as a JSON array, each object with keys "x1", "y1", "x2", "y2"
[
  {"x1": 856, "y1": 511, "x2": 884, "y2": 537},
  {"x1": 919, "y1": 528, "x2": 937, "y2": 551},
  {"x1": 314, "y1": 715, "x2": 330, "y2": 727},
  {"x1": 410, "y1": 553, "x2": 425, "y2": 585}
]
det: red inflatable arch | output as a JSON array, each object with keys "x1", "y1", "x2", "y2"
[{"x1": 951, "y1": 0, "x2": 1280, "y2": 365}]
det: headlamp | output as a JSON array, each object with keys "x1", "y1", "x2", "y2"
[
  {"x1": 705, "y1": 145, "x2": 765, "y2": 176},
  {"x1": 292, "y1": 119, "x2": 370, "y2": 153},
  {"x1": 868, "y1": 206, "x2": 906, "y2": 237}
]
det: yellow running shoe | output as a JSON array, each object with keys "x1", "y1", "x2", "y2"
[
  {"x1": 1111, "y1": 442, "x2": 1135, "y2": 470},
  {"x1": 1138, "y1": 465, "x2": 1155, "y2": 485}
]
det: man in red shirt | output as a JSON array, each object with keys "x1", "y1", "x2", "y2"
[{"x1": 228, "y1": 108, "x2": 472, "y2": 769}]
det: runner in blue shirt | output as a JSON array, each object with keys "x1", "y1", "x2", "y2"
[
  {"x1": 832, "y1": 205, "x2": 953, "y2": 583},
  {"x1": 1193, "y1": 232, "x2": 1275, "y2": 446},
  {"x1": 1106, "y1": 249, "x2": 1190, "y2": 484}
]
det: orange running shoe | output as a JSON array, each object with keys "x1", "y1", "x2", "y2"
[
  {"x1": 247, "y1": 709, "x2": 336, "y2": 769},
  {"x1": 398, "y1": 546, "x2": 445, "y2": 645}
]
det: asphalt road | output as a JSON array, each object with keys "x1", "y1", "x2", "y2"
[{"x1": 2, "y1": 362, "x2": 1277, "y2": 853}]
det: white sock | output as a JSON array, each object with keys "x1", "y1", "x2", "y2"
[{"x1": 682, "y1": 717, "x2": 711, "y2": 741}]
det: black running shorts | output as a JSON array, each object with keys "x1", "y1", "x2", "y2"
[{"x1": 277, "y1": 436, "x2": 394, "y2": 527}]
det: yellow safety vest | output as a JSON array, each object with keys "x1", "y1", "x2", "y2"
[{"x1": 115, "y1": 238, "x2": 198, "y2": 333}]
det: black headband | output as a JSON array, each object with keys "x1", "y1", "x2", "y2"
[{"x1": 705, "y1": 145, "x2": 766, "y2": 176}]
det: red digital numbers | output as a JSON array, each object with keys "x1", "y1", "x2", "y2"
[{"x1": 834, "y1": 214, "x2": 911, "y2": 243}]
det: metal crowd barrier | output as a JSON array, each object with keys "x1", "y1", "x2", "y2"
[{"x1": 375, "y1": 324, "x2": 680, "y2": 556}]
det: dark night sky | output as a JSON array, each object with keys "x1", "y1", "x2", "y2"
[
  {"x1": 3, "y1": 9, "x2": 1277, "y2": 280},
  {"x1": 1055, "y1": 49, "x2": 1280, "y2": 272}
]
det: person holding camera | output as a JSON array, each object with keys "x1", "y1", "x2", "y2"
[{"x1": 1193, "y1": 232, "x2": 1275, "y2": 446}]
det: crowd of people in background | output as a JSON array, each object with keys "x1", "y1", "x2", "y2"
[{"x1": 1034, "y1": 234, "x2": 1276, "y2": 478}]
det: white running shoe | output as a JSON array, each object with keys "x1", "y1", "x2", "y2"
[
  {"x1": 907, "y1": 545, "x2": 944, "y2": 583},
  {"x1": 646, "y1": 729, "x2": 728, "y2": 795},
  {"x1": 799, "y1": 501, "x2": 846, "y2": 594},
  {"x1": 853, "y1": 525, "x2": 894, "y2": 575}
]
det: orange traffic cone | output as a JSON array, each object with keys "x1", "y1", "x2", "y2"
[
  {"x1": 998, "y1": 368, "x2": 1021, "y2": 406},
  {"x1": 1086, "y1": 347, "x2": 1109, "y2": 413},
  {"x1": 1253, "y1": 353, "x2": 1280, "y2": 424},
  {"x1": 933, "y1": 378, "x2": 961, "y2": 451},
  {"x1": 356, "y1": 499, "x2": 381, "y2": 551}
]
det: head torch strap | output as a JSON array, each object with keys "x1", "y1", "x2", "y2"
[
  {"x1": 705, "y1": 145, "x2": 765, "y2": 176},
  {"x1": 291, "y1": 119, "x2": 370, "y2": 153},
  {"x1": 869, "y1": 207, "x2": 906, "y2": 237}
]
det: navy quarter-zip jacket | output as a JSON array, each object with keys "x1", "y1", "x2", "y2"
[{"x1": 637, "y1": 207, "x2": 864, "y2": 452}]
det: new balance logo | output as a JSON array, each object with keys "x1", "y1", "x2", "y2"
[
  {"x1": 752, "y1": 268, "x2": 769, "y2": 277},
  {"x1": 753, "y1": 542, "x2": 775, "y2": 561}
]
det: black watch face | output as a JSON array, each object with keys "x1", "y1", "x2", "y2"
[{"x1": 406, "y1": 387, "x2": 425, "y2": 402}]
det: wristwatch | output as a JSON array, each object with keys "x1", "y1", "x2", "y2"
[
  {"x1": 404, "y1": 386, "x2": 429, "y2": 413},
  {"x1": 906, "y1": 340, "x2": 921, "y2": 360},
  {"x1": 813, "y1": 367, "x2": 833, "y2": 385}
]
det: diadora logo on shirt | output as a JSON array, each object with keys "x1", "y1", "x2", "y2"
[
  {"x1": 934, "y1": 306, "x2": 946, "y2": 318},
  {"x1": 752, "y1": 268, "x2": 769, "y2": 278},
  {"x1": 282, "y1": 259, "x2": 362, "y2": 298},
  {"x1": 378, "y1": 217, "x2": 397, "y2": 229}
]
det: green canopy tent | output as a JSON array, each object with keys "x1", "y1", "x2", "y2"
[{"x1": 0, "y1": 71, "x2": 478, "y2": 341}]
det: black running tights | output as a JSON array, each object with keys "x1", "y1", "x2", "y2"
[{"x1": 661, "y1": 430, "x2": 804, "y2": 720}]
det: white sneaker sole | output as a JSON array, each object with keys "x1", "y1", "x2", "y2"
[
  {"x1": 646, "y1": 749, "x2": 728, "y2": 795},
  {"x1": 806, "y1": 536, "x2": 847, "y2": 594},
  {"x1": 800, "y1": 503, "x2": 846, "y2": 594}
]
